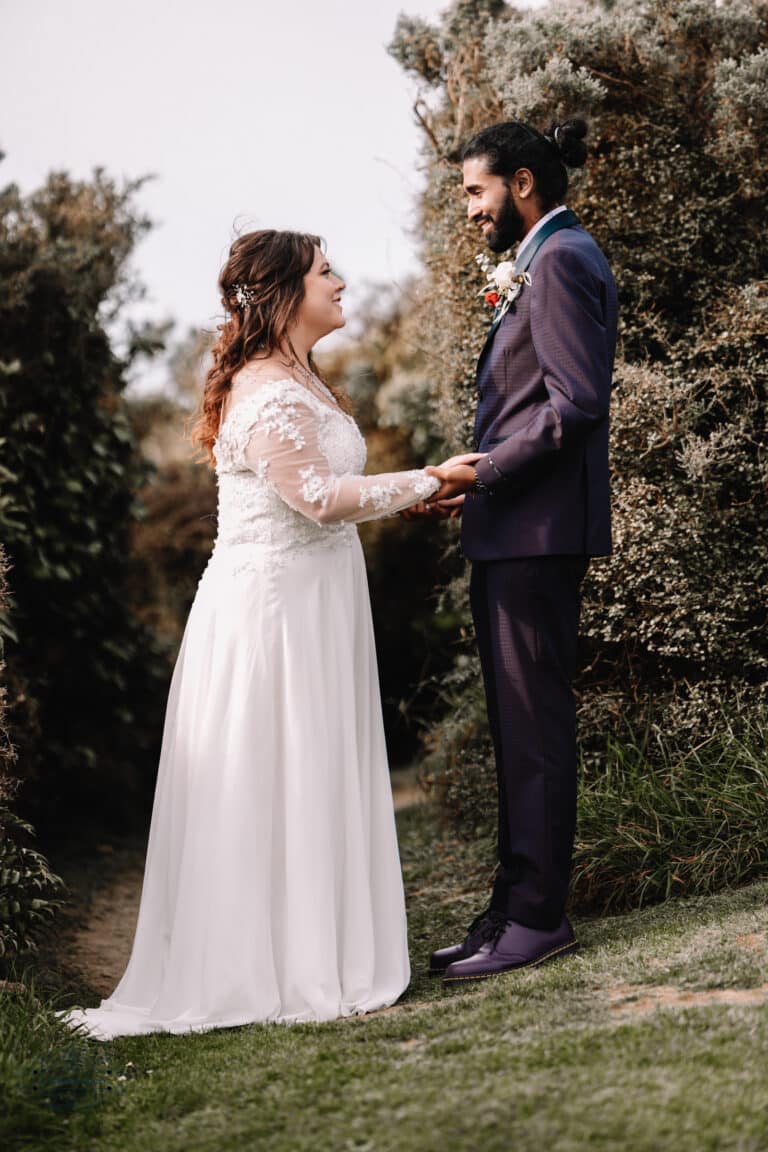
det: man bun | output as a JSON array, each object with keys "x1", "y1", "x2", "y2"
[
  {"x1": 546, "y1": 118, "x2": 588, "y2": 168},
  {"x1": 461, "y1": 117, "x2": 588, "y2": 209}
]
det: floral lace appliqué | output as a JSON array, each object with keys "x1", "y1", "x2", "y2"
[
  {"x1": 359, "y1": 480, "x2": 404, "y2": 513},
  {"x1": 257, "y1": 396, "x2": 306, "y2": 451},
  {"x1": 411, "y1": 472, "x2": 440, "y2": 501},
  {"x1": 299, "y1": 464, "x2": 330, "y2": 506}
]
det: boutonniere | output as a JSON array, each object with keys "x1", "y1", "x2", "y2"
[{"x1": 475, "y1": 253, "x2": 532, "y2": 320}]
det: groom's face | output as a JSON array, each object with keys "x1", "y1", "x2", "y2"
[{"x1": 463, "y1": 156, "x2": 525, "y2": 253}]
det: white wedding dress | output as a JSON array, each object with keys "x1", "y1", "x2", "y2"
[{"x1": 67, "y1": 371, "x2": 439, "y2": 1039}]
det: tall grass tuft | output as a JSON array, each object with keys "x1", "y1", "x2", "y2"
[
  {"x1": 573, "y1": 710, "x2": 768, "y2": 912},
  {"x1": 0, "y1": 981, "x2": 106, "y2": 1151}
]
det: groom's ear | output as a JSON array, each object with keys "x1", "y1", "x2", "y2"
[{"x1": 509, "y1": 167, "x2": 535, "y2": 201}]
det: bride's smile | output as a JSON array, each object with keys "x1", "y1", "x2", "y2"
[{"x1": 296, "y1": 246, "x2": 346, "y2": 342}]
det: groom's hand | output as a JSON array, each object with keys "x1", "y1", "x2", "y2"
[
  {"x1": 435, "y1": 452, "x2": 485, "y2": 471},
  {"x1": 426, "y1": 458, "x2": 481, "y2": 499},
  {"x1": 400, "y1": 452, "x2": 482, "y2": 519}
]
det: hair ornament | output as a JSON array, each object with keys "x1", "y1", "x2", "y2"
[
  {"x1": 543, "y1": 124, "x2": 564, "y2": 151},
  {"x1": 231, "y1": 283, "x2": 258, "y2": 309}
]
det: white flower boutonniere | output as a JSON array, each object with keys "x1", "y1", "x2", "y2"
[{"x1": 475, "y1": 253, "x2": 532, "y2": 320}]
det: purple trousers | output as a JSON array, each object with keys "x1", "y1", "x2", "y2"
[{"x1": 470, "y1": 554, "x2": 588, "y2": 929}]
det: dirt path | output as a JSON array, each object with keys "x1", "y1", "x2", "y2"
[
  {"x1": 67, "y1": 772, "x2": 426, "y2": 998},
  {"x1": 608, "y1": 981, "x2": 768, "y2": 1017},
  {"x1": 69, "y1": 868, "x2": 143, "y2": 998}
]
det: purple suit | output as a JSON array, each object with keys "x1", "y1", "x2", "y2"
[{"x1": 460, "y1": 220, "x2": 617, "y2": 928}]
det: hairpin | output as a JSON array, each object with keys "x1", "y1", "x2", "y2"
[{"x1": 231, "y1": 283, "x2": 257, "y2": 308}]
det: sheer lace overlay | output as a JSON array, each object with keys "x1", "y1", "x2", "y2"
[{"x1": 212, "y1": 379, "x2": 438, "y2": 560}]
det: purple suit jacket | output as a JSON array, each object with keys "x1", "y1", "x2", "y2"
[{"x1": 460, "y1": 223, "x2": 617, "y2": 561}]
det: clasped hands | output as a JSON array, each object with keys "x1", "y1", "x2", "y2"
[{"x1": 401, "y1": 452, "x2": 483, "y2": 520}]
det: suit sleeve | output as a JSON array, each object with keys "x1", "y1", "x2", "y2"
[{"x1": 473, "y1": 243, "x2": 612, "y2": 491}]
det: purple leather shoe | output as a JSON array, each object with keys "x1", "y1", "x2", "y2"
[
  {"x1": 428, "y1": 909, "x2": 508, "y2": 976},
  {"x1": 443, "y1": 915, "x2": 578, "y2": 983}
]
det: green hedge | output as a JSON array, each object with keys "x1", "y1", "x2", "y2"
[
  {"x1": 0, "y1": 547, "x2": 62, "y2": 962},
  {"x1": 0, "y1": 167, "x2": 168, "y2": 829}
]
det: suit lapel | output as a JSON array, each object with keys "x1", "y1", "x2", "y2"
[
  {"x1": 514, "y1": 208, "x2": 578, "y2": 276},
  {"x1": 474, "y1": 210, "x2": 580, "y2": 373}
]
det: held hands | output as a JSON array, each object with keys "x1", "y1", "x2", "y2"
[
  {"x1": 400, "y1": 452, "x2": 483, "y2": 520},
  {"x1": 426, "y1": 457, "x2": 481, "y2": 502}
]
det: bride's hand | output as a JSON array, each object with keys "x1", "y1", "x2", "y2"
[
  {"x1": 400, "y1": 454, "x2": 483, "y2": 518},
  {"x1": 425, "y1": 463, "x2": 477, "y2": 502},
  {"x1": 436, "y1": 494, "x2": 465, "y2": 519}
]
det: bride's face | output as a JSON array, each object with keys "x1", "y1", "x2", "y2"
[{"x1": 298, "y1": 246, "x2": 346, "y2": 337}]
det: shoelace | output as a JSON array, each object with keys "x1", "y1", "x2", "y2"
[{"x1": 468, "y1": 909, "x2": 509, "y2": 943}]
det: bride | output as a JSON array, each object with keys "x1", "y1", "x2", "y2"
[{"x1": 67, "y1": 229, "x2": 447, "y2": 1039}]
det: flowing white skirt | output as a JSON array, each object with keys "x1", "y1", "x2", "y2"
[{"x1": 67, "y1": 534, "x2": 410, "y2": 1039}]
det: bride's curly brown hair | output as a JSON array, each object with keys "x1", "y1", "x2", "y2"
[{"x1": 192, "y1": 229, "x2": 352, "y2": 464}]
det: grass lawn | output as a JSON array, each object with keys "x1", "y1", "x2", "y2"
[{"x1": 6, "y1": 803, "x2": 768, "y2": 1152}]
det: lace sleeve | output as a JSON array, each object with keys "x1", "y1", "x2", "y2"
[{"x1": 235, "y1": 385, "x2": 439, "y2": 525}]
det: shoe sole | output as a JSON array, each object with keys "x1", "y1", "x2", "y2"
[{"x1": 442, "y1": 939, "x2": 579, "y2": 984}]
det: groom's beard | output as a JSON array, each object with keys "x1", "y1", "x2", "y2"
[{"x1": 485, "y1": 192, "x2": 525, "y2": 253}]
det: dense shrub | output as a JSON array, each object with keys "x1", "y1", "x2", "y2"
[
  {"x1": 0, "y1": 167, "x2": 168, "y2": 830},
  {"x1": 0, "y1": 548, "x2": 62, "y2": 962},
  {"x1": 391, "y1": 0, "x2": 768, "y2": 887}
]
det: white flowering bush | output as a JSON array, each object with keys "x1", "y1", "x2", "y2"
[{"x1": 390, "y1": 0, "x2": 768, "y2": 886}]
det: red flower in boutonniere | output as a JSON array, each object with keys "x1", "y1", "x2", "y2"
[{"x1": 476, "y1": 253, "x2": 532, "y2": 321}]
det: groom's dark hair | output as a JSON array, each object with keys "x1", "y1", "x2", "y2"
[{"x1": 461, "y1": 119, "x2": 588, "y2": 210}]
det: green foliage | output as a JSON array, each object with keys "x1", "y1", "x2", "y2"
[
  {"x1": 574, "y1": 706, "x2": 768, "y2": 912},
  {"x1": 418, "y1": 646, "x2": 494, "y2": 834},
  {"x1": 0, "y1": 981, "x2": 106, "y2": 1151},
  {"x1": 0, "y1": 547, "x2": 62, "y2": 962},
  {"x1": 0, "y1": 808, "x2": 63, "y2": 961},
  {"x1": 0, "y1": 167, "x2": 167, "y2": 828},
  {"x1": 390, "y1": 0, "x2": 768, "y2": 855}
]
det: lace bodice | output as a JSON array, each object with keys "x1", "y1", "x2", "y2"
[{"x1": 209, "y1": 377, "x2": 439, "y2": 564}]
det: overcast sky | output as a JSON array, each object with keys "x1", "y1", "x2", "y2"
[{"x1": 1, "y1": 0, "x2": 545, "y2": 383}]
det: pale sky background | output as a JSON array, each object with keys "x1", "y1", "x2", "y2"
[{"x1": 0, "y1": 0, "x2": 545, "y2": 388}]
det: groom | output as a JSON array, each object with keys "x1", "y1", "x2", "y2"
[{"x1": 428, "y1": 119, "x2": 617, "y2": 982}]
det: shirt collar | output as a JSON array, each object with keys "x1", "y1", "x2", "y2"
[{"x1": 514, "y1": 204, "x2": 568, "y2": 269}]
